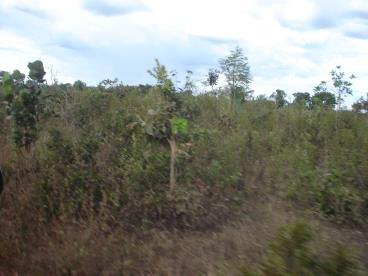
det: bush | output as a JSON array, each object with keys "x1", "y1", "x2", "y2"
[{"x1": 242, "y1": 221, "x2": 365, "y2": 276}]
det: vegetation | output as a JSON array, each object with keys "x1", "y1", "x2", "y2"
[
  {"x1": 0, "y1": 47, "x2": 367, "y2": 274},
  {"x1": 242, "y1": 221, "x2": 364, "y2": 276}
]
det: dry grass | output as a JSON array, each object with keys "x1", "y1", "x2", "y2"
[{"x1": 1, "y1": 191, "x2": 367, "y2": 275}]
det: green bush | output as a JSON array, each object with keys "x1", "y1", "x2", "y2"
[{"x1": 242, "y1": 221, "x2": 364, "y2": 276}]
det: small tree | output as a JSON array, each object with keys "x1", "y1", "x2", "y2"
[
  {"x1": 293, "y1": 92, "x2": 312, "y2": 109},
  {"x1": 12, "y1": 70, "x2": 25, "y2": 85},
  {"x1": 28, "y1": 60, "x2": 46, "y2": 83},
  {"x1": 331, "y1": 66, "x2": 356, "y2": 109},
  {"x1": 98, "y1": 78, "x2": 120, "y2": 92},
  {"x1": 147, "y1": 59, "x2": 175, "y2": 97},
  {"x1": 142, "y1": 60, "x2": 189, "y2": 191},
  {"x1": 73, "y1": 80, "x2": 87, "y2": 90},
  {"x1": 219, "y1": 46, "x2": 252, "y2": 106},
  {"x1": 311, "y1": 91, "x2": 336, "y2": 110},
  {"x1": 178, "y1": 70, "x2": 197, "y2": 95},
  {"x1": 206, "y1": 68, "x2": 220, "y2": 93},
  {"x1": 315, "y1": 66, "x2": 355, "y2": 110},
  {"x1": 352, "y1": 94, "x2": 368, "y2": 113},
  {"x1": 270, "y1": 89, "x2": 288, "y2": 108}
]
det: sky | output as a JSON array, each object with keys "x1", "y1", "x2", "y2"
[{"x1": 0, "y1": 0, "x2": 368, "y2": 104}]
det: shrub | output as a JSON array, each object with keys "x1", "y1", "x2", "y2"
[{"x1": 242, "y1": 221, "x2": 364, "y2": 276}]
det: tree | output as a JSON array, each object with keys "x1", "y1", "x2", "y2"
[
  {"x1": 182, "y1": 70, "x2": 196, "y2": 94},
  {"x1": 28, "y1": 60, "x2": 46, "y2": 83},
  {"x1": 3, "y1": 60, "x2": 46, "y2": 150},
  {"x1": 142, "y1": 60, "x2": 189, "y2": 191},
  {"x1": 311, "y1": 91, "x2": 336, "y2": 110},
  {"x1": 219, "y1": 46, "x2": 252, "y2": 105},
  {"x1": 12, "y1": 70, "x2": 25, "y2": 85},
  {"x1": 98, "y1": 78, "x2": 121, "y2": 92},
  {"x1": 0, "y1": 71, "x2": 8, "y2": 80},
  {"x1": 73, "y1": 80, "x2": 87, "y2": 90},
  {"x1": 292, "y1": 92, "x2": 312, "y2": 109},
  {"x1": 352, "y1": 94, "x2": 368, "y2": 113},
  {"x1": 270, "y1": 89, "x2": 288, "y2": 108},
  {"x1": 147, "y1": 59, "x2": 175, "y2": 97},
  {"x1": 1, "y1": 72, "x2": 14, "y2": 97},
  {"x1": 314, "y1": 66, "x2": 355, "y2": 110},
  {"x1": 0, "y1": 167, "x2": 3, "y2": 195},
  {"x1": 206, "y1": 68, "x2": 220, "y2": 92},
  {"x1": 331, "y1": 66, "x2": 355, "y2": 109}
]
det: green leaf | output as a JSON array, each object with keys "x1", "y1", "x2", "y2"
[
  {"x1": 2, "y1": 72, "x2": 14, "y2": 94},
  {"x1": 170, "y1": 117, "x2": 188, "y2": 135}
]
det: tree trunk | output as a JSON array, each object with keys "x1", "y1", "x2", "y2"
[
  {"x1": 0, "y1": 167, "x2": 3, "y2": 195},
  {"x1": 168, "y1": 135, "x2": 177, "y2": 191}
]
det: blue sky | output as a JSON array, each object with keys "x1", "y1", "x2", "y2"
[{"x1": 1, "y1": 0, "x2": 368, "y2": 105}]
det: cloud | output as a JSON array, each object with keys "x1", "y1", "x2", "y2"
[
  {"x1": 14, "y1": 6, "x2": 49, "y2": 19},
  {"x1": 61, "y1": 33, "x2": 223, "y2": 85},
  {"x1": 83, "y1": 0, "x2": 147, "y2": 16},
  {"x1": 193, "y1": 35, "x2": 239, "y2": 46},
  {"x1": 353, "y1": 10, "x2": 368, "y2": 20},
  {"x1": 345, "y1": 31, "x2": 368, "y2": 40},
  {"x1": 310, "y1": 16, "x2": 339, "y2": 29},
  {"x1": 0, "y1": 5, "x2": 51, "y2": 40},
  {"x1": 54, "y1": 36, "x2": 91, "y2": 51},
  {"x1": 277, "y1": 1, "x2": 360, "y2": 31},
  {"x1": 0, "y1": 0, "x2": 368, "y2": 105},
  {"x1": 341, "y1": 15, "x2": 368, "y2": 40}
]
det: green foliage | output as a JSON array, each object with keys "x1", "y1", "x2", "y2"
[
  {"x1": 67, "y1": 88, "x2": 110, "y2": 128},
  {"x1": 28, "y1": 60, "x2": 46, "y2": 83},
  {"x1": 206, "y1": 68, "x2": 220, "y2": 90},
  {"x1": 35, "y1": 127, "x2": 105, "y2": 220},
  {"x1": 73, "y1": 80, "x2": 87, "y2": 90},
  {"x1": 1, "y1": 72, "x2": 15, "y2": 97},
  {"x1": 352, "y1": 94, "x2": 368, "y2": 113},
  {"x1": 312, "y1": 91, "x2": 336, "y2": 110},
  {"x1": 331, "y1": 66, "x2": 355, "y2": 109},
  {"x1": 314, "y1": 66, "x2": 355, "y2": 109},
  {"x1": 147, "y1": 59, "x2": 175, "y2": 96},
  {"x1": 1, "y1": 59, "x2": 368, "y2": 246},
  {"x1": 262, "y1": 221, "x2": 315, "y2": 275},
  {"x1": 314, "y1": 170, "x2": 362, "y2": 221},
  {"x1": 271, "y1": 89, "x2": 288, "y2": 108},
  {"x1": 170, "y1": 116, "x2": 188, "y2": 135},
  {"x1": 46, "y1": 128, "x2": 75, "y2": 164},
  {"x1": 293, "y1": 92, "x2": 312, "y2": 109},
  {"x1": 12, "y1": 69, "x2": 25, "y2": 84},
  {"x1": 219, "y1": 46, "x2": 252, "y2": 103},
  {"x1": 243, "y1": 221, "x2": 364, "y2": 276},
  {"x1": 4, "y1": 62, "x2": 44, "y2": 150},
  {"x1": 98, "y1": 78, "x2": 121, "y2": 92}
]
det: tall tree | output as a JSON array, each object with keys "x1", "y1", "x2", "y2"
[
  {"x1": 2, "y1": 60, "x2": 45, "y2": 150},
  {"x1": 219, "y1": 46, "x2": 252, "y2": 105}
]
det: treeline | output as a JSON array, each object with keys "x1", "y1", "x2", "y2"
[{"x1": 0, "y1": 48, "x2": 368, "y2": 274}]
